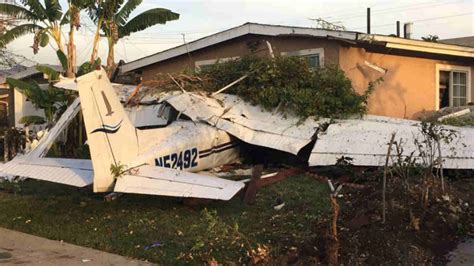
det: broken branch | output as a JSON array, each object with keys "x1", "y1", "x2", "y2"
[
  {"x1": 211, "y1": 75, "x2": 248, "y2": 96},
  {"x1": 168, "y1": 73, "x2": 186, "y2": 93}
]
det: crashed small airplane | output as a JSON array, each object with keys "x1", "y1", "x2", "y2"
[
  {"x1": 1, "y1": 69, "x2": 474, "y2": 200},
  {"x1": 1, "y1": 69, "x2": 243, "y2": 200}
]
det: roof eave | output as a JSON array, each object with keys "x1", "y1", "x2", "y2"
[
  {"x1": 120, "y1": 23, "x2": 358, "y2": 73},
  {"x1": 358, "y1": 34, "x2": 474, "y2": 58}
]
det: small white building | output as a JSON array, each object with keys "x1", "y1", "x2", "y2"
[{"x1": 0, "y1": 65, "x2": 62, "y2": 130}]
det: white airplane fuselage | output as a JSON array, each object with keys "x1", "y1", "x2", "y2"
[{"x1": 129, "y1": 121, "x2": 240, "y2": 172}]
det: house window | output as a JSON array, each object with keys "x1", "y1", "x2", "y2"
[
  {"x1": 304, "y1": 54, "x2": 320, "y2": 68},
  {"x1": 195, "y1": 57, "x2": 239, "y2": 72},
  {"x1": 452, "y1": 71, "x2": 468, "y2": 107},
  {"x1": 281, "y1": 48, "x2": 324, "y2": 69},
  {"x1": 436, "y1": 65, "x2": 471, "y2": 109}
]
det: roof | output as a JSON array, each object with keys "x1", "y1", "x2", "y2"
[
  {"x1": 121, "y1": 23, "x2": 474, "y2": 74},
  {"x1": 0, "y1": 64, "x2": 62, "y2": 84},
  {"x1": 0, "y1": 64, "x2": 27, "y2": 84},
  {"x1": 440, "y1": 36, "x2": 474, "y2": 47},
  {"x1": 120, "y1": 22, "x2": 359, "y2": 73},
  {"x1": 358, "y1": 34, "x2": 474, "y2": 58}
]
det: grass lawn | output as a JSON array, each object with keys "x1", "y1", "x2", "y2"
[{"x1": 0, "y1": 174, "x2": 330, "y2": 264}]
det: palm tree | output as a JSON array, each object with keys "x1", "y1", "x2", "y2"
[
  {"x1": 88, "y1": 0, "x2": 179, "y2": 74},
  {"x1": 65, "y1": 0, "x2": 94, "y2": 77},
  {"x1": 6, "y1": 77, "x2": 68, "y2": 126},
  {"x1": 0, "y1": 0, "x2": 67, "y2": 55},
  {"x1": 0, "y1": 0, "x2": 91, "y2": 77}
]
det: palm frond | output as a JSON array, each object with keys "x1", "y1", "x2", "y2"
[
  {"x1": 119, "y1": 8, "x2": 179, "y2": 37},
  {"x1": 44, "y1": 0, "x2": 62, "y2": 21},
  {"x1": 6, "y1": 77, "x2": 35, "y2": 93},
  {"x1": 77, "y1": 57, "x2": 101, "y2": 76},
  {"x1": 103, "y1": 0, "x2": 125, "y2": 17},
  {"x1": 35, "y1": 65, "x2": 60, "y2": 81},
  {"x1": 115, "y1": 0, "x2": 142, "y2": 26},
  {"x1": 0, "y1": 24, "x2": 44, "y2": 48},
  {"x1": 19, "y1": 0, "x2": 48, "y2": 20},
  {"x1": 6, "y1": 78, "x2": 44, "y2": 104},
  {"x1": 56, "y1": 50, "x2": 68, "y2": 71},
  {"x1": 86, "y1": 4, "x2": 101, "y2": 23},
  {"x1": 0, "y1": 3, "x2": 38, "y2": 20},
  {"x1": 60, "y1": 9, "x2": 70, "y2": 25},
  {"x1": 19, "y1": 115, "x2": 45, "y2": 125},
  {"x1": 71, "y1": 0, "x2": 95, "y2": 9}
]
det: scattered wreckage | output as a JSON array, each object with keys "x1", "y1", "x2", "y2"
[{"x1": 1, "y1": 69, "x2": 473, "y2": 200}]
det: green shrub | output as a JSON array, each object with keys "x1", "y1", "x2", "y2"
[
  {"x1": 207, "y1": 56, "x2": 380, "y2": 119},
  {"x1": 152, "y1": 55, "x2": 380, "y2": 119}
]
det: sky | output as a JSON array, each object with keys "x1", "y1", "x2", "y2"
[{"x1": 5, "y1": 0, "x2": 474, "y2": 66}]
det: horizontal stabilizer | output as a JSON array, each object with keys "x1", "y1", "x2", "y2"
[
  {"x1": 0, "y1": 157, "x2": 93, "y2": 187},
  {"x1": 114, "y1": 165, "x2": 245, "y2": 200}
]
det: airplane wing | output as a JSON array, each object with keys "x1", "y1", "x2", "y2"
[
  {"x1": 309, "y1": 115, "x2": 474, "y2": 169},
  {"x1": 28, "y1": 97, "x2": 81, "y2": 158},
  {"x1": 0, "y1": 157, "x2": 93, "y2": 187},
  {"x1": 114, "y1": 165, "x2": 245, "y2": 200},
  {"x1": 0, "y1": 96, "x2": 93, "y2": 187}
]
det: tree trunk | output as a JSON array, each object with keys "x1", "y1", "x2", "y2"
[
  {"x1": 90, "y1": 18, "x2": 102, "y2": 63},
  {"x1": 51, "y1": 26, "x2": 66, "y2": 55},
  {"x1": 106, "y1": 37, "x2": 115, "y2": 77},
  {"x1": 66, "y1": 23, "x2": 76, "y2": 78},
  {"x1": 327, "y1": 194, "x2": 340, "y2": 265}
]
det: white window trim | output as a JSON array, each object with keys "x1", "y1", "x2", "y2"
[
  {"x1": 281, "y1": 48, "x2": 325, "y2": 67},
  {"x1": 195, "y1": 57, "x2": 240, "y2": 72},
  {"x1": 435, "y1": 64, "x2": 471, "y2": 110}
]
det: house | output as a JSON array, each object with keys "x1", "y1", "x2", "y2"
[
  {"x1": 0, "y1": 65, "x2": 62, "y2": 129},
  {"x1": 119, "y1": 23, "x2": 474, "y2": 119},
  {"x1": 440, "y1": 36, "x2": 474, "y2": 47}
]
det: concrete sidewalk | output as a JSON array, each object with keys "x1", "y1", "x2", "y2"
[
  {"x1": 0, "y1": 228, "x2": 152, "y2": 265},
  {"x1": 447, "y1": 238, "x2": 474, "y2": 266}
]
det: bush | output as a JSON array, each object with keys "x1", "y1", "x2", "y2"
[
  {"x1": 202, "y1": 56, "x2": 379, "y2": 119},
  {"x1": 149, "y1": 55, "x2": 380, "y2": 119}
]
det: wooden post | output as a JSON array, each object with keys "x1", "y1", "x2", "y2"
[
  {"x1": 437, "y1": 141, "x2": 445, "y2": 194},
  {"x1": 243, "y1": 164, "x2": 263, "y2": 205},
  {"x1": 383, "y1": 133, "x2": 396, "y2": 224}
]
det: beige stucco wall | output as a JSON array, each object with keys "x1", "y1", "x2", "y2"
[
  {"x1": 140, "y1": 35, "x2": 340, "y2": 81},
  {"x1": 339, "y1": 47, "x2": 473, "y2": 119},
  {"x1": 138, "y1": 36, "x2": 473, "y2": 120}
]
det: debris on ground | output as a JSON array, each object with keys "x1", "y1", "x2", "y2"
[{"x1": 144, "y1": 242, "x2": 162, "y2": 250}]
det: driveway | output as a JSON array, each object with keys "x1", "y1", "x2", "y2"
[{"x1": 0, "y1": 228, "x2": 152, "y2": 265}]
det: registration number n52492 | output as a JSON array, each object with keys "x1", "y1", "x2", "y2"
[{"x1": 155, "y1": 148, "x2": 198, "y2": 170}]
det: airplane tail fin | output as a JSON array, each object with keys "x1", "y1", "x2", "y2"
[{"x1": 76, "y1": 69, "x2": 138, "y2": 192}]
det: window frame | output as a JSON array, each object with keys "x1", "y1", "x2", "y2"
[
  {"x1": 280, "y1": 48, "x2": 325, "y2": 68},
  {"x1": 435, "y1": 64, "x2": 471, "y2": 110},
  {"x1": 194, "y1": 57, "x2": 240, "y2": 72}
]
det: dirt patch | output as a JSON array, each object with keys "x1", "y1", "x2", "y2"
[
  {"x1": 299, "y1": 172, "x2": 474, "y2": 265},
  {"x1": 0, "y1": 252, "x2": 12, "y2": 260}
]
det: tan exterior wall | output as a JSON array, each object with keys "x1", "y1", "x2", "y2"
[
  {"x1": 140, "y1": 35, "x2": 340, "y2": 81},
  {"x1": 138, "y1": 35, "x2": 473, "y2": 120},
  {"x1": 339, "y1": 47, "x2": 473, "y2": 119}
]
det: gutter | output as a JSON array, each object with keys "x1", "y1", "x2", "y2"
[
  {"x1": 120, "y1": 23, "x2": 358, "y2": 73},
  {"x1": 357, "y1": 34, "x2": 474, "y2": 58}
]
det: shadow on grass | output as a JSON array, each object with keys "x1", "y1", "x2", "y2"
[{"x1": 0, "y1": 175, "x2": 330, "y2": 264}]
